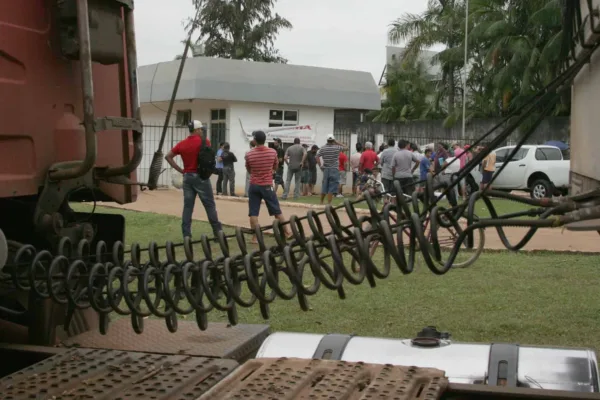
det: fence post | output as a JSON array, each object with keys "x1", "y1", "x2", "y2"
[
  {"x1": 166, "y1": 125, "x2": 173, "y2": 188},
  {"x1": 375, "y1": 134, "x2": 384, "y2": 152},
  {"x1": 347, "y1": 134, "x2": 358, "y2": 193},
  {"x1": 350, "y1": 134, "x2": 358, "y2": 155}
]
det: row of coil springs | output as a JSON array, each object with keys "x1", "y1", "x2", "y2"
[{"x1": 1, "y1": 179, "x2": 564, "y2": 334}]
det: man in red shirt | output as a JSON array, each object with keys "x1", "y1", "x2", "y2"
[
  {"x1": 165, "y1": 120, "x2": 222, "y2": 238},
  {"x1": 359, "y1": 141, "x2": 378, "y2": 173},
  {"x1": 337, "y1": 150, "x2": 348, "y2": 197},
  {"x1": 245, "y1": 130, "x2": 291, "y2": 243}
]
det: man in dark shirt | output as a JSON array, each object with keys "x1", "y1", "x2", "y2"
[
  {"x1": 273, "y1": 138, "x2": 285, "y2": 194},
  {"x1": 164, "y1": 120, "x2": 222, "y2": 238},
  {"x1": 432, "y1": 142, "x2": 457, "y2": 207},
  {"x1": 221, "y1": 142, "x2": 237, "y2": 196},
  {"x1": 303, "y1": 145, "x2": 318, "y2": 195}
]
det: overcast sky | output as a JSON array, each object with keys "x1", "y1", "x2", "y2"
[{"x1": 135, "y1": 0, "x2": 435, "y2": 82}]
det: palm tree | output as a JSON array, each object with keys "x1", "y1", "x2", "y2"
[
  {"x1": 370, "y1": 59, "x2": 442, "y2": 123},
  {"x1": 388, "y1": 0, "x2": 468, "y2": 115},
  {"x1": 188, "y1": 0, "x2": 292, "y2": 63},
  {"x1": 468, "y1": 0, "x2": 566, "y2": 115}
]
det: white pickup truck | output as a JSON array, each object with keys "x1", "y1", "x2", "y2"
[{"x1": 461, "y1": 145, "x2": 570, "y2": 199}]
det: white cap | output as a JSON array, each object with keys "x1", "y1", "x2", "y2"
[
  {"x1": 188, "y1": 120, "x2": 204, "y2": 131},
  {"x1": 327, "y1": 134, "x2": 335, "y2": 141}
]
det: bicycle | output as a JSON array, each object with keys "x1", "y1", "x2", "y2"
[{"x1": 362, "y1": 176, "x2": 486, "y2": 269}]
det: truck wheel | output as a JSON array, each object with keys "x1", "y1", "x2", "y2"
[
  {"x1": 530, "y1": 179, "x2": 552, "y2": 199},
  {"x1": 0, "y1": 229, "x2": 7, "y2": 273}
]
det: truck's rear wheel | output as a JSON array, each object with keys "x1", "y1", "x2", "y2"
[
  {"x1": 0, "y1": 229, "x2": 6, "y2": 273},
  {"x1": 530, "y1": 179, "x2": 552, "y2": 199}
]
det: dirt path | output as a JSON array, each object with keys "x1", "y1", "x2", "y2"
[{"x1": 98, "y1": 189, "x2": 599, "y2": 253}]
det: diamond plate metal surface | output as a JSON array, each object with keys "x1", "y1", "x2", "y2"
[
  {"x1": 0, "y1": 348, "x2": 238, "y2": 400},
  {"x1": 60, "y1": 318, "x2": 270, "y2": 362},
  {"x1": 200, "y1": 357, "x2": 449, "y2": 399}
]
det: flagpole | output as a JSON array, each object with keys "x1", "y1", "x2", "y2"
[{"x1": 461, "y1": 0, "x2": 469, "y2": 140}]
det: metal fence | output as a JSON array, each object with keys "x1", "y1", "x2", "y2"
[
  {"x1": 381, "y1": 134, "x2": 519, "y2": 148},
  {"x1": 138, "y1": 123, "x2": 230, "y2": 188},
  {"x1": 137, "y1": 124, "x2": 187, "y2": 188},
  {"x1": 335, "y1": 116, "x2": 569, "y2": 150},
  {"x1": 334, "y1": 126, "x2": 376, "y2": 151}
]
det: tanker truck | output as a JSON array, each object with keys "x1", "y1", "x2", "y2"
[{"x1": 1, "y1": 1, "x2": 600, "y2": 399}]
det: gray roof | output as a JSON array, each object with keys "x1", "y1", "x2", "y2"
[{"x1": 138, "y1": 57, "x2": 381, "y2": 110}]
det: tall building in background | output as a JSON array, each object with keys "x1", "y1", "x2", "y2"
[{"x1": 379, "y1": 46, "x2": 442, "y2": 100}]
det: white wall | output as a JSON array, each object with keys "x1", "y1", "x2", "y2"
[
  {"x1": 225, "y1": 102, "x2": 335, "y2": 194},
  {"x1": 139, "y1": 100, "x2": 336, "y2": 194}
]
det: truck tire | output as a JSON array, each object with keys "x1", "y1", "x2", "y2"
[
  {"x1": 530, "y1": 179, "x2": 552, "y2": 199},
  {"x1": 0, "y1": 229, "x2": 7, "y2": 274}
]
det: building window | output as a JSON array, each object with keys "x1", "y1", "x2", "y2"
[
  {"x1": 210, "y1": 108, "x2": 227, "y2": 151},
  {"x1": 211, "y1": 109, "x2": 226, "y2": 121},
  {"x1": 175, "y1": 110, "x2": 191, "y2": 126},
  {"x1": 268, "y1": 109, "x2": 298, "y2": 127}
]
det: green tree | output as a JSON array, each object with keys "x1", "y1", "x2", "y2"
[
  {"x1": 188, "y1": 0, "x2": 292, "y2": 63},
  {"x1": 370, "y1": 59, "x2": 442, "y2": 123},
  {"x1": 468, "y1": 0, "x2": 566, "y2": 115},
  {"x1": 388, "y1": 0, "x2": 468, "y2": 115}
]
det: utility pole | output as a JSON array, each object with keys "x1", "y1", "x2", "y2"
[{"x1": 461, "y1": 0, "x2": 469, "y2": 140}]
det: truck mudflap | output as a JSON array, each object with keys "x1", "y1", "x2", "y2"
[
  {"x1": 0, "y1": 348, "x2": 238, "y2": 399},
  {"x1": 256, "y1": 332, "x2": 600, "y2": 393},
  {"x1": 59, "y1": 318, "x2": 270, "y2": 363}
]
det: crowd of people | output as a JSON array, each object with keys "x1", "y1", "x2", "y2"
[
  {"x1": 166, "y1": 119, "x2": 496, "y2": 240},
  {"x1": 357, "y1": 140, "x2": 497, "y2": 207}
]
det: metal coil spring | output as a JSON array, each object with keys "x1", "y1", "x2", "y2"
[{"x1": 1, "y1": 179, "x2": 571, "y2": 335}]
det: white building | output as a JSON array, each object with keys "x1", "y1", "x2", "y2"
[{"x1": 137, "y1": 56, "x2": 380, "y2": 192}]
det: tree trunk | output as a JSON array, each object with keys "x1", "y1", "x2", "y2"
[
  {"x1": 447, "y1": 67, "x2": 455, "y2": 114},
  {"x1": 231, "y1": 0, "x2": 242, "y2": 59}
]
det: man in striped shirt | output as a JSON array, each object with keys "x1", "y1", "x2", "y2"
[
  {"x1": 245, "y1": 130, "x2": 291, "y2": 243},
  {"x1": 316, "y1": 134, "x2": 348, "y2": 205}
]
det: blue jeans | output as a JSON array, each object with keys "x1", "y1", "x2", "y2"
[
  {"x1": 321, "y1": 168, "x2": 340, "y2": 194},
  {"x1": 282, "y1": 168, "x2": 301, "y2": 199},
  {"x1": 182, "y1": 173, "x2": 222, "y2": 237},
  {"x1": 248, "y1": 184, "x2": 282, "y2": 217}
]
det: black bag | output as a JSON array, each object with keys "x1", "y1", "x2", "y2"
[{"x1": 196, "y1": 137, "x2": 216, "y2": 180}]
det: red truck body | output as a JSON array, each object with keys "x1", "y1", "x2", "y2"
[{"x1": 0, "y1": 1, "x2": 137, "y2": 204}]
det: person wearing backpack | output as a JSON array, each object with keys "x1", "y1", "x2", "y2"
[
  {"x1": 221, "y1": 142, "x2": 238, "y2": 196},
  {"x1": 165, "y1": 120, "x2": 222, "y2": 238}
]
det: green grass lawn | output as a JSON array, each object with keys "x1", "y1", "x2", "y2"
[{"x1": 75, "y1": 204, "x2": 600, "y2": 351}]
